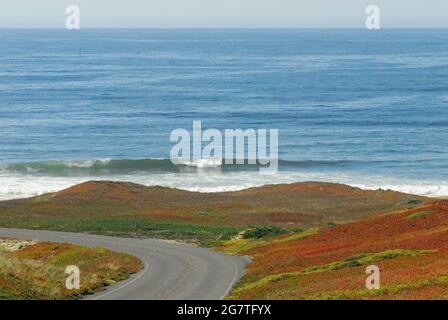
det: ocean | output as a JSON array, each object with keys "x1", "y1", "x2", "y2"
[{"x1": 1, "y1": 28, "x2": 448, "y2": 199}]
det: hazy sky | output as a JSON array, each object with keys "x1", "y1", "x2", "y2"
[{"x1": 1, "y1": 0, "x2": 447, "y2": 28}]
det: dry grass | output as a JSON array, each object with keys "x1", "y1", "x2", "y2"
[{"x1": 0, "y1": 240, "x2": 142, "y2": 300}]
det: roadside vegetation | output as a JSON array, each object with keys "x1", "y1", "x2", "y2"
[
  {"x1": 0, "y1": 238, "x2": 142, "y2": 299},
  {"x1": 216, "y1": 202, "x2": 448, "y2": 300},
  {"x1": 0, "y1": 217, "x2": 242, "y2": 246}
]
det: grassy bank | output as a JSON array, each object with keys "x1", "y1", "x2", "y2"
[
  {"x1": 0, "y1": 217, "x2": 242, "y2": 246},
  {"x1": 216, "y1": 202, "x2": 448, "y2": 300},
  {"x1": 0, "y1": 239, "x2": 142, "y2": 299}
]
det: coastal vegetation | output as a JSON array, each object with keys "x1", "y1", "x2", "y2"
[
  {"x1": 217, "y1": 201, "x2": 448, "y2": 299},
  {"x1": 0, "y1": 181, "x2": 424, "y2": 245},
  {"x1": 1, "y1": 180, "x2": 444, "y2": 300},
  {"x1": 0, "y1": 238, "x2": 142, "y2": 299}
]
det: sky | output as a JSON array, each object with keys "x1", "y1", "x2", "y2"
[{"x1": 1, "y1": 0, "x2": 447, "y2": 28}]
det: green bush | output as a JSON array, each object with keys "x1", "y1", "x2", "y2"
[{"x1": 243, "y1": 226, "x2": 287, "y2": 239}]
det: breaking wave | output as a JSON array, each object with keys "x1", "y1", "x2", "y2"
[{"x1": 0, "y1": 158, "x2": 353, "y2": 176}]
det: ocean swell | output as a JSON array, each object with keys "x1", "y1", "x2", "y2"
[{"x1": 0, "y1": 158, "x2": 352, "y2": 176}]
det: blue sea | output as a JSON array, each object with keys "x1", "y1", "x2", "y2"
[{"x1": 1, "y1": 29, "x2": 448, "y2": 199}]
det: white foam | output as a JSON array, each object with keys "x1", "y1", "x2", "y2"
[
  {"x1": 180, "y1": 158, "x2": 223, "y2": 168},
  {"x1": 0, "y1": 170, "x2": 447, "y2": 200},
  {"x1": 62, "y1": 158, "x2": 112, "y2": 168}
]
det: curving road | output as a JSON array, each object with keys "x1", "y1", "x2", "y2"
[{"x1": 0, "y1": 228, "x2": 248, "y2": 300}]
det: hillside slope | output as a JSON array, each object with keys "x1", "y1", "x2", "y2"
[
  {"x1": 218, "y1": 201, "x2": 448, "y2": 299},
  {"x1": 0, "y1": 181, "x2": 425, "y2": 227},
  {"x1": 0, "y1": 237, "x2": 142, "y2": 299}
]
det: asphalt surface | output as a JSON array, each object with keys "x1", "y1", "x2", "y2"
[{"x1": 0, "y1": 228, "x2": 249, "y2": 300}]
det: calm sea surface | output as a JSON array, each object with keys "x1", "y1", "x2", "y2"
[{"x1": 1, "y1": 29, "x2": 448, "y2": 198}]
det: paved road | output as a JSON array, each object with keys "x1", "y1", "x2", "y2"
[{"x1": 0, "y1": 228, "x2": 248, "y2": 300}]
